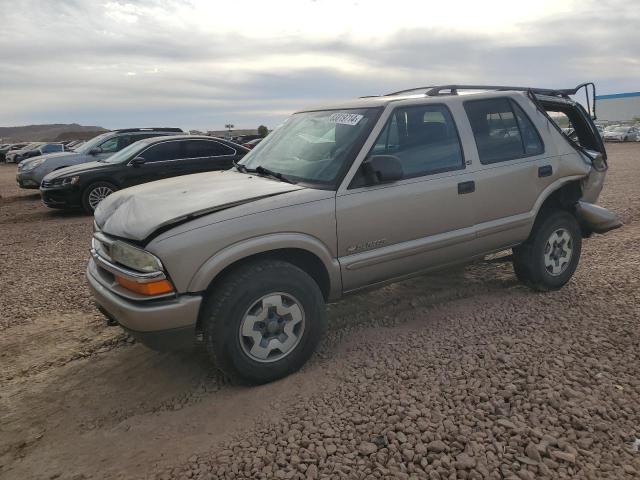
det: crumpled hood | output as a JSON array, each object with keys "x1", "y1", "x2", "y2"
[{"x1": 95, "y1": 170, "x2": 304, "y2": 242}]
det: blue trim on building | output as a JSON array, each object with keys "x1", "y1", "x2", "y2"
[{"x1": 595, "y1": 92, "x2": 640, "y2": 100}]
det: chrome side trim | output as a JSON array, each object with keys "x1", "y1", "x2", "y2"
[{"x1": 343, "y1": 228, "x2": 476, "y2": 271}]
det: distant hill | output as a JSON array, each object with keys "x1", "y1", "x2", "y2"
[{"x1": 0, "y1": 124, "x2": 108, "y2": 142}]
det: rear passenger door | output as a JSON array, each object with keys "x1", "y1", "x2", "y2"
[
  {"x1": 180, "y1": 139, "x2": 238, "y2": 174},
  {"x1": 336, "y1": 103, "x2": 478, "y2": 292},
  {"x1": 462, "y1": 96, "x2": 552, "y2": 251}
]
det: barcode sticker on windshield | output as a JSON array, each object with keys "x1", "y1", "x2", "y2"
[{"x1": 328, "y1": 113, "x2": 363, "y2": 126}]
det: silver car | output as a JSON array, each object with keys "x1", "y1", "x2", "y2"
[
  {"x1": 88, "y1": 84, "x2": 621, "y2": 384},
  {"x1": 602, "y1": 125, "x2": 640, "y2": 142}
]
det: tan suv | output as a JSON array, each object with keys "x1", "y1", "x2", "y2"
[{"x1": 87, "y1": 83, "x2": 621, "y2": 384}]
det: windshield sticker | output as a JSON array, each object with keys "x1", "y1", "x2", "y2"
[{"x1": 328, "y1": 112, "x2": 364, "y2": 126}]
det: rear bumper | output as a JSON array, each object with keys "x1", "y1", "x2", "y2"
[
  {"x1": 576, "y1": 201, "x2": 622, "y2": 234},
  {"x1": 86, "y1": 258, "x2": 202, "y2": 351}
]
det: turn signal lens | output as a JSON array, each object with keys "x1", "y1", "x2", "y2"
[{"x1": 116, "y1": 276, "x2": 174, "y2": 296}]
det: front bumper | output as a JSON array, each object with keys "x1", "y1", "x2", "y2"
[
  {"x1": 40, "y1": 184, "x2": 83, "y2": 208},
  {"x1": 86, "y1": 257, "x2": 202, "y2": 350},
  {"x1": 15, "y1": 170, "x2": 40, "y2": 189}
]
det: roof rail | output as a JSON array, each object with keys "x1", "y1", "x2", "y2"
[
  {"x1": 113, "y1": 127, "x2": 184, "y2": 133},
  {"x1": 383, "y1": 86, "x2": 437, "y2": 96},
  {"x1": 384, "y1": 83, "x2": 598, "y2": 119},
  {"x1": 385, "y1": 85, "x2": 570, "y2": 97}
]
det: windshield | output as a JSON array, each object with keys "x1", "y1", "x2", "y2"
[
  {"x1": 239, "y1": 108, "x2": 380, "y2": 187},
  {"x1": 612, "y1": 127, "x2": 629, "y2": 133},
  {"x1": 75, "y1": 132, "x2": 113, "y2": 154},
  {"x1": 100, "y1": 140, "x2": 148, "y2": 164}
]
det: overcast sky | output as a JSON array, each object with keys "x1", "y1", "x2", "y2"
[{"x1": 1, "y1": 0, "x2": 639, "y2": 130}]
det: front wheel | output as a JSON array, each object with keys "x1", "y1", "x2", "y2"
[
  {"x1": 513, "y1": 210, "x2": 582, "y2": 291},
  {"x1": 202, "y1": 259, "x2": 326, "y2": 384},
  {"x1": 82, "y1": 181, "x2": 117, "y2": 214}
]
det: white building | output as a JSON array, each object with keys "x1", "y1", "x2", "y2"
[{"x1": 595, "y1": 92, "x2": 640, "y2": 122}]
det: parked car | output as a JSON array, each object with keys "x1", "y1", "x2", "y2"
[
  {"x1": 5, "y1": 142, "x2": 44, "y2": 163},
  {"x1": 87, "y1": 83, "x2": 620, "y2": 384},
  {"x1": 0, "y1": 143, "x2": 28, "y2": 162},
  {"x1": 15, "y1": 142, "x2": 65, "y2": 164},
  {"x1": 603, "y1": 126, "x2": 640, "y2": 142},
  {"x1": 41, "y1": 136, "x2": 248, "y2": 213},
  {"x1": 16, "y1": 128, "x2": 184, "y2": 189},
  {"x1": 65, "y1": 140, "x2": 85, "y2": 150},
  {"x1": 242, "y1": 138, "x2": 263, "y2": 149}
]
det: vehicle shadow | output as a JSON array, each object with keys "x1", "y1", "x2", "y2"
[{"x1": 0, "y1": 192, "x2": 41, "y2": 203}]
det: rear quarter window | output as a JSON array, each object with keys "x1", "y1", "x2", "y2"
[{"x1": 464, "y1": 97, "x2": 544, "y2": 164}]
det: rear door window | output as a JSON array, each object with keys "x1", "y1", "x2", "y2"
[
  {"x1": 184, "y1": 140, "x2": 235, "y2": 158},
  {"x1": 464, "y1": 98, "x2": 544, "y2": 164}
]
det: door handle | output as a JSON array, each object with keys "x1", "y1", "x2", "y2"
[
  {"x1": 538, "y1": 165, "x2": 553, "y2": 177},
  {"x1": 457, "y1": 181, "x2": 475, "y2": 195}
]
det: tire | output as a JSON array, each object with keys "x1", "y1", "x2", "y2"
[
  {"x1": 512, "y1": 210, "x2": 582, "y2": 291},
  {"x1": 82, "y1": 181, "x2": 117, "y2": 214},
  {"x1": 202, "y1": 259, "x2": 326, "y2": 384}
]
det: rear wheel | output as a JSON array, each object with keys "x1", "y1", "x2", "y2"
[
  {"x1": 82, "y1": 181, "x2": 117, "y2": 214},
  {"x1": 202, "y1": 259, "x2": 326, "y2": 384},
  {"x1": 513, "y1": 210, "x2": 582, "y2": 291}
]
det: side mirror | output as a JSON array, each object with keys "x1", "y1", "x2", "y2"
[
  {"x1": 362, "y1": 155, "x2": 403, "y2": 184},
  {"x1": 131, "y1": 157, "x2": 146, "y2": 167},
  {"x1": 89, "y1": 147, "x2": 102, "y2": 155}
]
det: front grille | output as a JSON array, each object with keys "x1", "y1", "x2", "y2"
[{"x1": 41, "y1": 180, "x2": 55, "y2": 188}]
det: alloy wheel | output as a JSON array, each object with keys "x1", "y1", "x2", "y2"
[
  {"x1": 238, "y1": 293, "x2": 305, "y2": 363},
  {"x1": 88, "y1": 186, "x2": 113, "y2": 210},
  {"x1": 544, "y1": 228, "x2": 573, "y2": 276}
]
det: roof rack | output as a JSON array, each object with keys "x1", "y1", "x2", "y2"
[
  {"x1": 113, "y1": 127, "x2": 184, "y2": 133},
  {"x1": 383, "y1": 82, "x2": 597, "y2": 119}
]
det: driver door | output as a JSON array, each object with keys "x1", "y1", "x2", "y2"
[{"x1": 336, "y1": 103, "x2": 478, "y2": 292}]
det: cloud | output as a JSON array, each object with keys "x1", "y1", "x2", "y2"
[{"x1": 0, "y1": 0, "x2": 638, "y2": 129}]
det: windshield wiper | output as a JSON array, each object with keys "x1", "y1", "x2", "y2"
[
  {"x1": 233, "y1": 160, "x2": 248, "y2": 173},
  {"x1": 254, "y1": 166, "x2": 296, "y2": 184},
  {"x1": 234, "y1": 161, "x2": 296, "y2": 185}
]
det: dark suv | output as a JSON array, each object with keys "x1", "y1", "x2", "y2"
[
  {"x1": 17, "y1": 128, "x2": 184, "y2": 188},
  {"x1": 40, "y1": 135, "x2": 248, "y2": 213}
]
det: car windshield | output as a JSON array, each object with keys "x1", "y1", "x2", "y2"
[
  {"x1": 24, "y1": 143, "x2": 43, "y2": 151},
  {"x1": 238, "y1": 108, "x2": 380, "y2": 187},
  {"x1": 100, "y1": 140, "x2": 148, "y2": 164},
  {"x1": 612, "y1": 127, "x2": 630, "y2": 133},
  {"x1": 75, "y1": 132, "x2": 113, "y2": 154}
]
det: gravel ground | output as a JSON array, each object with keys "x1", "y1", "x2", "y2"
[{"x1": 0, "y1": 144, "x2": 639, "y2": 479}]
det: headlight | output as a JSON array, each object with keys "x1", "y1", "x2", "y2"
[
  {"x1": 60, "y1": 176, "x2": 80, "y2": 186},
  {"x1": 22, "y1": 158, "x2": 45, "y2": 171},
  {"x1": 110, "y1": 241, "x2": 163, "y2": 273}
]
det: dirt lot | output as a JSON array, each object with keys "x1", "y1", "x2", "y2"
[{"x1": 1, "y1": 144, "x2": 639, "y2": 480}]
